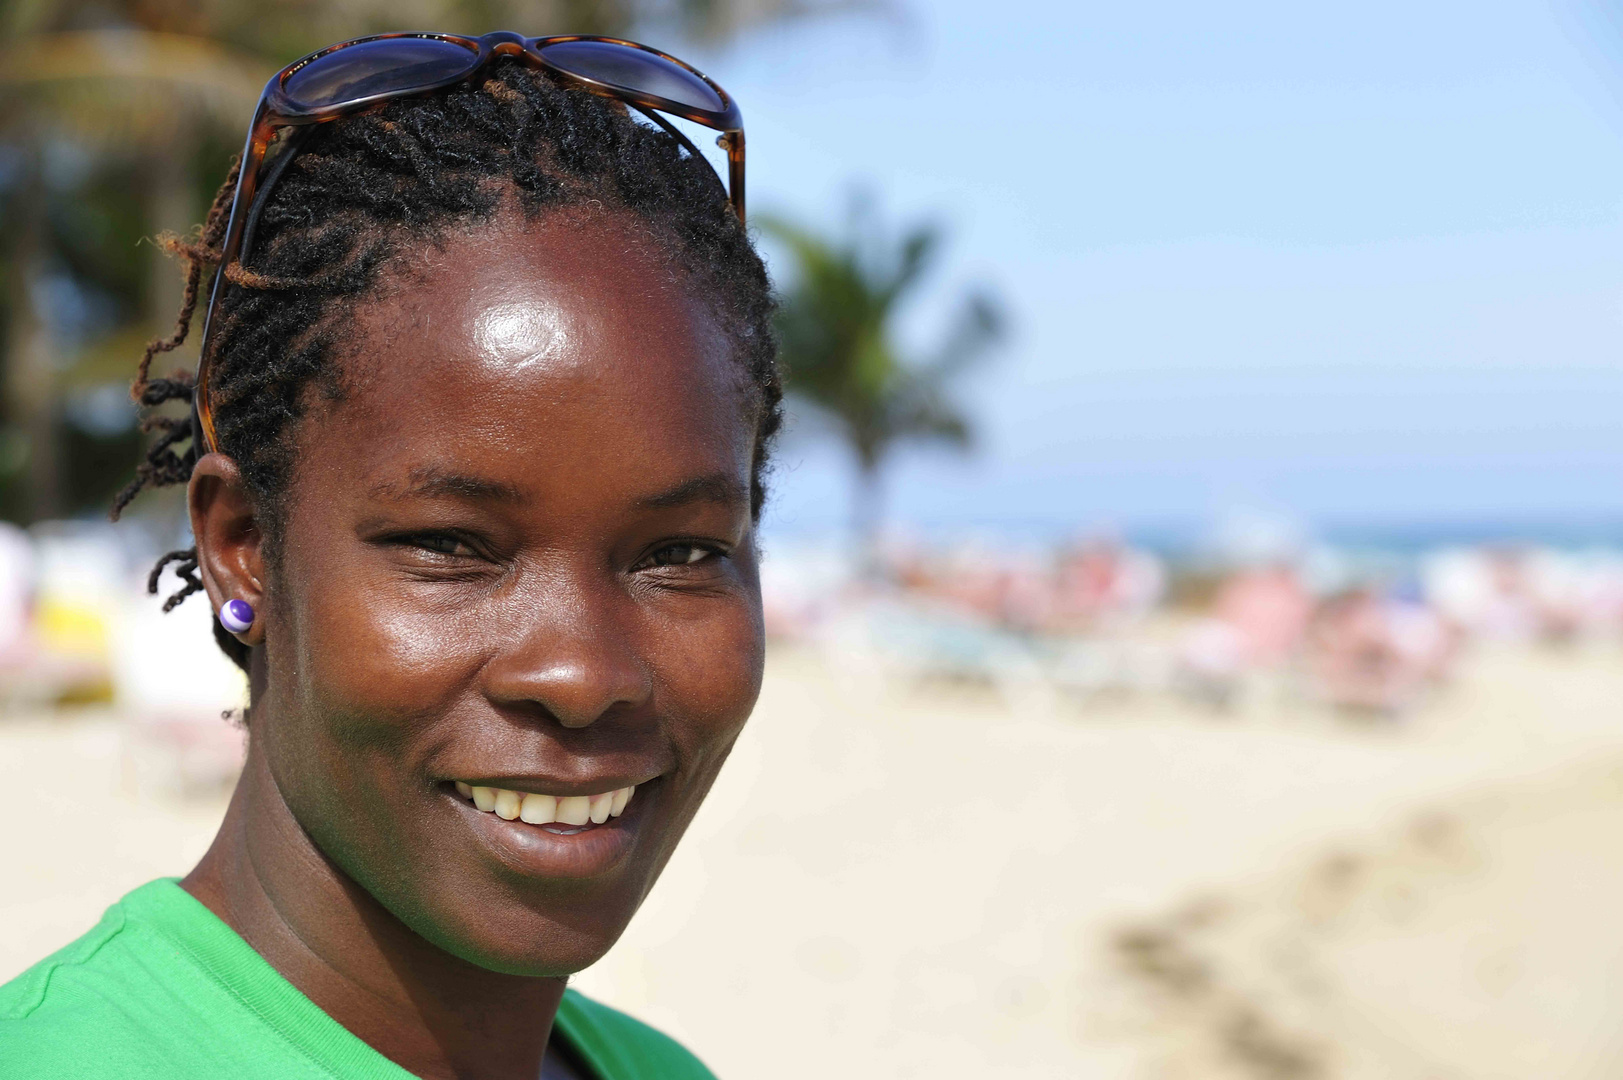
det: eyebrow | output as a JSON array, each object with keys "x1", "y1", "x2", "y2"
[
  {"x1": 636, "y1": 473, "x2": 750, "y2": 511},
  {"x1": 372, "y1": 467, "x2": 523, "y2": 504}
]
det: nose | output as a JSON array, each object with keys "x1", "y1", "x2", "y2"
[{"x1": 481, "y1": 583, "x2": 653, "y2": 729}]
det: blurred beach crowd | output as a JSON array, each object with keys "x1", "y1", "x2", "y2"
[
  {"x1": 0, "y1": 516, "x2": 1617, "y2": 794},
  {"x1": 761, "y1": 528, "x2": 1623, "y2": 718},
  {"x1": 0, "y1": 519, "x2": 246, "y2": 792}
]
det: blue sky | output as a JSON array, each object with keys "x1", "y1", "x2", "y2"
[{"x1": 691, "y1": 0, "x2": 1623, "y2": 542}]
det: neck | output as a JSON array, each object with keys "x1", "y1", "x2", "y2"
[{"x1": 184, "y1": 738, "x2": 568, "y2": 1080}]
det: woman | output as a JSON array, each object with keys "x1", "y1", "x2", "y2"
[{"x1": 0, "y1": 33, "x2": 779, "y2": 1080}]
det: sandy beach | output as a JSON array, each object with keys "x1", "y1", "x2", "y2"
[{"x1": 4, "y1": 641, "x2": 1620, "y2": 1077}]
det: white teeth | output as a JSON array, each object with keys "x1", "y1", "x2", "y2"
[
  {"x1": 556, "y1": 795, "x2": 591, "y2": 826},
  {"x1": 493, "y1": 789, "x2": 522, "y2": 820},
  {"x1": 458, "y1": 782, "x2": 640, "y2": 826},
  {"x1": 520, "y1": 792, "x2": 558, "y2": 824}
]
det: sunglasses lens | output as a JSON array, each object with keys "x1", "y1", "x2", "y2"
[
  {"x1": 537, "y1": 40, "x2": 726, "y2": 115},
  {"x1": 284, "y1": 37, "x2": 477, "y2": 110}
]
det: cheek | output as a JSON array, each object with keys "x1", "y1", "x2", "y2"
[
  {"x1": 658, "y1": 611, "x2": 762, "y2": 730},
  {"x1": 258, "y1": 568, "x2": 509, "y2": 909},
  {"x1": 260, "y1": 560, "x2": 491, "y2": 817},
  {"x1": 645, "y1": 586, "x2": 766, "y2": 776},
  {"x1": 299, "y1": 583, "x2": 489, "y2": 718}
]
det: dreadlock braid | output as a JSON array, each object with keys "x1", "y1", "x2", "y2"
[{"x1": 114, "y1": 57, "x2": 782, "y2": 673}]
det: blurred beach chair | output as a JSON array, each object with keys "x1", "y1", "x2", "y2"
[
  {"x1": 0, "y1": 523, "x2": 126, "y2": 711},
  {"x1": 1300, "y1": 588, "x2": 1455, "y2": 717},
  {"x1": 821, "y1": 593, "x2": 1055, "y2": 712},
  {"x1": 1172, "y1": 617, "x2": 1250, "y2": 709},
  {"x1": 1421, "y1": 545, "x2": 1623, "y2": 645}
]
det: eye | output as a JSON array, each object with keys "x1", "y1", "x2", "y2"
[
  {"x1": 642, "y1": 541, "x2": 719, "y2": 568},
  {"x1": 404, "y1": 532, "x2": 478, "y2": 558}
]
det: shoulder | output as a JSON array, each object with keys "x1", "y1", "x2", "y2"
[
  {"x1": 558, "y1": 989, "x2": 718, "y2": 1080},
  {"x1": 0, "y1": 900, "x2": 168, "y2": 1078},
  {"x1": 0, "y1": 902, "x2": 126, "y2": 1022}
]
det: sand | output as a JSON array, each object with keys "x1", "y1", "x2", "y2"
[{"x1": 3, "y1": 641, "x2": 1619, "y2": 1077}]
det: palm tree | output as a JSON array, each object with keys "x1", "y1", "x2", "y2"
[
  {"x1": 0, "y1": 0, "x2": 862, "y2": 520},
  {"x1": 762, "y1": 196, "x2": 1003, "y2": 560},
  {"x1": 0, "y1": 29, "x2": 263, "y2": 518}
]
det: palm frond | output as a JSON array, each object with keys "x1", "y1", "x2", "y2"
[
  {"x1": 769, "y1": 197, "x2": 1004, "y2": 523},
  {"x1": 0, "y1": 30, "x2": 266, "y2": 143},
  {"x1": 928, "y1": 287, "x2": 1004, "y2": 377}
]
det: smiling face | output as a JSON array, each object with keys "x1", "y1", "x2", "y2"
[{"x1": 241, "y1": 206, "x2": 765, "y2": 976}]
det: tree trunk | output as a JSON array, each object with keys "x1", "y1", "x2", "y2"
[
  {"x1": 852, "y1": 458, "x2": 883, "y2": 579},
  {"x1": 4, "y1": 142, "x2": 62, "y2": 523}
]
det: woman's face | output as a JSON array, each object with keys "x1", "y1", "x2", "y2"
[{"x1": 247, "y1": 209, "x2": 764, "y2": 975}]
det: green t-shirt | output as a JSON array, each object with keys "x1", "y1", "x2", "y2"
[{"x1": 0, "y1": 879, "x2": 715, "y2": 1080}]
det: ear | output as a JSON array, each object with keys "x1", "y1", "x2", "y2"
[{"x1": 189, "y1": 451, "x2": 267, "y2": 647}]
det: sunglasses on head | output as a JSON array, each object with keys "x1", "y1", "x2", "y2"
[{"x1": 193, "y1": 31, "x2": 745, "y2": 454}]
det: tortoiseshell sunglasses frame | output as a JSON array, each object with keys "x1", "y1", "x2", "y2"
[{"x1": 193, "y1": 31, "x2": 745, "y2": 453}]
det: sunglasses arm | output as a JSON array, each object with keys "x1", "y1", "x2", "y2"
[
  {"x1": 628, "y1": 104, "x2": 742, "y2": 221},
  {"x1": 723, "y1": 130, "x2": 745, "y2": 222},
  {"x1": 195, "y1": 98, "x2": 277, "y2": 455}
]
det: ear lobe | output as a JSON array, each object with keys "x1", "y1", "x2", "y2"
[{"x1": 189, "y1": 451, "x2": 267, "y2": 647}]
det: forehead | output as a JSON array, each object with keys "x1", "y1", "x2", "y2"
[{"x1": 297, "y1": 209, "x2": 752, "y2": 499}]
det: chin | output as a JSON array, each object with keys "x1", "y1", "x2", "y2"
[{"x1": 412, "y1": 894, "x2": 640, "y2": 977}]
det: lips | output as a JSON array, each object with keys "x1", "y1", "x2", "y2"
[
  {"x1": 453, "y1": 780, "x2": 634, "y2": 830},
  {"x1": 445, "y1": 776, "x2": 653, "y2": 880}
]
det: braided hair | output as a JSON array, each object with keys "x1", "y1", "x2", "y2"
[{"x1": 112, "y1": 58, "x2": 781, "y2": 671}]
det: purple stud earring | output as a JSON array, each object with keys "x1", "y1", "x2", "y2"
[{"x1": 219, "y1": 599, "x2": 255, "y2": 635}]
